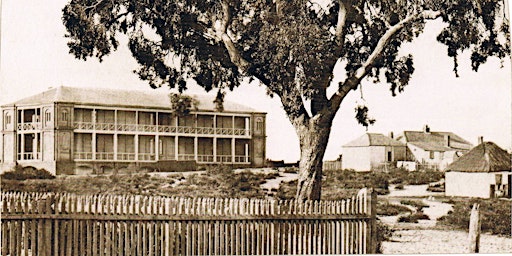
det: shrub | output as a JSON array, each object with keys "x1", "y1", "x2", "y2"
[
  {"x1": 437, "y1": 198, "x2": 511, "y2": 236},
  {"x1": 1, "y1": 165, "x2": 55, "y2": 180},
  {"x1": 394, "y1": 183, "x2": 404, "y2": 190},
  {"x1": 282, "y1": 167, "x2": 299, "y2": 174},
  {"x1": 376, "y1": 221, "x2": 393, "y2": 253},
  {"x1": 400, "y1": 200, "x2": 429, "y2": 211},
  {"x1": 398, "y1": 213, "x2": 430, "y2": 223},
  {"x1": 377, "y1": 202, "x2": 412, "y2": 216}
]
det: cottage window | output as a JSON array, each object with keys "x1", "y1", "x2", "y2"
[{"x1": 429, "y1": 151, "x2": 434, "y2": 159}]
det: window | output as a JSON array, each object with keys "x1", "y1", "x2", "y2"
[
  {"x1": 387, "y1": 151, "x2": 392, "y2": 162},
  {"x1": 61, "y1": 110, "x2": 69, "y2": 122},
  {"x1": 4, "y1": 113, "x2": 11, "y2": 126},
  {"x1": 256, "y1": 117, "x2": 263, "y2": 131},
  {"x1": 429, "y1": 151, "x2": 435, "y2": 159},
  {"x1": 45, "y1": 110, "x2": 51, "y2": 122}
]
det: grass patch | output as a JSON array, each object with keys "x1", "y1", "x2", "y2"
[
  {"x1": 387, "y1": 168, "x2": 444, "y2": 185},
  {"x1": 400, "y1": 199, "x2": 429, "y2": 211},
  {"x1": 377, "y1": 201, "x2": 412, "y2": 216},
  {"x1": 437, "y1": 198, "x2": 511, "y2": 236},
  {"x1": 398, "y1": 213, "x2": 430, "y2": 223}
]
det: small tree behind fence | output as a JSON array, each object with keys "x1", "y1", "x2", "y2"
[{"x1": 1, "y1": 189, "x2": 376, "y2": 255}]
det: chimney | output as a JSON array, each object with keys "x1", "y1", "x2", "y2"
[
  {"x1": 444, "y1": 135, "x2": 451, "y2": 147},
  {"x1": 478, "y1": 136, "x2": 484, "y2": 145},
  {"x1": 388, "y1": 132, "x2": 394, "y2": 139},
  {"x1": 423, "y1": 124, "x2": 430, "y2": 133}
]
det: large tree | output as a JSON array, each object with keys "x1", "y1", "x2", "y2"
[{"x1": 63, "y1": 0, "x2": 509, "y2": 200}]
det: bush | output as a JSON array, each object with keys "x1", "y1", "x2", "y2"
[
  {"x1": 377, "y1": 202, "x2": 412, "y2": 216},
  {"x1": 387, "y1": 169, "x2": 444, "y2": 185},
  {"x1": 376, "y1": 221, "x2": 393, "y2": 253},
  {"x1": 394, "y1": 183, "x2": 404, "y2": 190},
  {"x1": 398, "y1": 213, "x2": 430, "y2": 223},
  {"x1": 1, "y1": 165, "x2": 55, "y2": 180},
  {"x1": 437, "y1": 198, "x2": 511, "y2": 236},
  {"x1": 282, "y1": 167, "x2": 299, "y2": 174},
  {"x1": 400, "y1": 200, "x2": 429, "y2": 211}
]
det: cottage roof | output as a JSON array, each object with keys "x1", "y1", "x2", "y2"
[
  {"x1": 343, "y1": 133, "x2": 404, "y2": 147},
  {"x1": 398, "y1": 130, "x2": 472, "y2": 151},
  {"x1": 446, "y1": 142, "x2": 511, "y2": 173},
  {"x1": 3, "y1": 86, "x2": 264, "y2": 114}
]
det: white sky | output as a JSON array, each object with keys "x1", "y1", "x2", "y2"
[{"x1": 1, "y1": 0, "x2": 511, "y2": 162}]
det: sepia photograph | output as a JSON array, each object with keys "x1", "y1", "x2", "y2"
[{"x1": 1, "y1": 0, "x2": 511, "y2": 254}]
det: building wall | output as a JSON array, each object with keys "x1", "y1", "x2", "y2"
[
  {"x1": 251, "y1": 113, "x2": 266, "y2": 167},
  {"x1": 342, "y1": 147, "x2": 371, "y2": 171},
  {"x1": 445, "y1": 171, "x2": 511, "y2": 198}
]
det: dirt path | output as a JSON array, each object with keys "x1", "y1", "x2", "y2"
[{"x1": 382, "y1": 229, "x2": 512, "y2": 254}]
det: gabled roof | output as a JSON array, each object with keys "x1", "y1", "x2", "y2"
[
  {"x1": 343, "y1": 133, "x2": 405, "y2": 147},
  {"x1": 400, "y1": 130, "x2": 472, "y2": 151},
  {"x1": 2, "y1": 86, "x2": 264, "y2": 114},
  {"x1": 446, "y1": 142, "x2": 511, "y2": 173}
]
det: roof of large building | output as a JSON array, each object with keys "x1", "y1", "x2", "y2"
[
  {"x1": 446, "y1": 142, "x2": 511, "y2": 173},
  {"x1": 343, "y1": 133, "x2": 405, "y2": 147},
  {"x1": 3, "y1": 86, "x2": 264, "y2": 113},
  {"x1": 397, "y1": 130, "x2": 472, "y2": 151}
]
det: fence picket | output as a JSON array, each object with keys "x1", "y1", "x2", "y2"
[{"x1": 1, "y1": 189, "x2": 376, "y2": 255}]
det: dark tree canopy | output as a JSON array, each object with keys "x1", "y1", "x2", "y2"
[{"x1": 63, "y1": 0, "x2": 510, "y2": 200}]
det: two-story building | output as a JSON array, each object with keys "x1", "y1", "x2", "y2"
[{"x1": 0, "y1": 86, "x2": 266, "y2": 175}]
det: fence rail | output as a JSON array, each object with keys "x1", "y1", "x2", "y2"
[{"x1": 1, "y1": 189, "x2": 376, "y2": 255}]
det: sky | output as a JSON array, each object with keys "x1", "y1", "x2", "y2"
[{"x1": 1, "y1": 0, "x2": 511, "y2": 162}]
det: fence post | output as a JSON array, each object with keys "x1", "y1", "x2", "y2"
[
  {"x1": 468, "y1": 203, "x2": 481, "y2": 253},
  {"x1": 366, "y1": 188, "x2": 377, "y2": 254}
]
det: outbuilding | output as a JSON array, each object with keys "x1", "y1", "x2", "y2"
[
  {"x1": 445, "y1": 141, "x2": 511, "y2": 198},
  {"x1": 342, "y1": 133, "x2": 407, "y2": 172}
]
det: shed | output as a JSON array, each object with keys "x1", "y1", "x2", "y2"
[
  {"x1": 445, "y1": 142, "x2": 511, "y2": 198},
  {"x1": 342, "y1": 133, "x2": 407, "y2": 172}
]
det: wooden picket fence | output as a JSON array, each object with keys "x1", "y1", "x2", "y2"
[{"x1": 1, "y1": 188, "x2": 377, "y2": 255}]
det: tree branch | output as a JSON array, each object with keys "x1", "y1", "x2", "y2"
[
  {"x1": 328, "y1": 9, "x2": 441, "y2": 112},
  {"x1": 335, "y1": 0, "x2": 348, "y2": 45},
  {"x1": 216, "y1": 0, "x2": 251, "y2": 74}
]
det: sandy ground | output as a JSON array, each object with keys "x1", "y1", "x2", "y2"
[
  {"x1": 387, "y1": 184, "x2": 444, "y2": 197},
  {"x1": 382, "y1": 229, "x2": 512, "y2": 254},
  {"x1": 381, "y1": 185, "x2": 511, "y2": 254}
]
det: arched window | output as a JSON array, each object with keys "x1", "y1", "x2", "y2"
[
  {"x1": 61, "y1": 109, "x2": 69, "y2": 122},
  {"x1": 255, "y1": 117, "x2": 264, "y2": 132},
  {"x1": 44, "y1": 109, "x2": 51, "y2": 122},
  {"x1": 4, "y1": 113, "x2": 11, "y2": 129}
]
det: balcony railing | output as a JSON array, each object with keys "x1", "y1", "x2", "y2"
[
  {"x1": 96, "y1": 152, "x2": 114, "y2": 160},
  {"x1": 138, "y1": 153, "x2": 155, "y2": 161},
  {"x1": 177, "y1": 154, "x2": 195, "y2": 161},
  {"x1": 216, "y1": 155, "x2": 232, "y2": 163},
  {"x1": 234, "y1": 155, "x2": 251, "y2": 163},
  {"x1": 74, "y1": 152, "x2": 93, "y2": 160},
  {"x1": 159, "y1": 154, "x2": 176, "y2": 160},
  {"x1": 17, "y1": 122, "x2": 42, "y2": 131},
  {"x1": 73, "y1": 122, "x2": 251, "y2": 136},
  {"x1": 17, "y1": 152, "x2": 41, "y2": 161},
  {"x1": 118, "y1": 153, "x2": 136, "y2": 161},
  {"x1": 197, "y1": 155, "x2": 214, "y2": 163}
]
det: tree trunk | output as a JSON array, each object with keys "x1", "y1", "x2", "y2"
[{"x1": 295, "y1": 118, "x2": 332, "y2": 201}]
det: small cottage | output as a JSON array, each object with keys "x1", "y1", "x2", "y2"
[
  {"x1": 342, "y1": 133, "x2": 407, "y2": 172},
  {"x1": 396, "y1": 125, "x2": 472, "y2": 170},
  {"x1": 445, "y1": 141, "x2": 511, "y2": 198}
]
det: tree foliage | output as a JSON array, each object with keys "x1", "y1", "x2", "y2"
[{"x1": 62, "y1": 0, "x2": 509, "y2": 200}]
